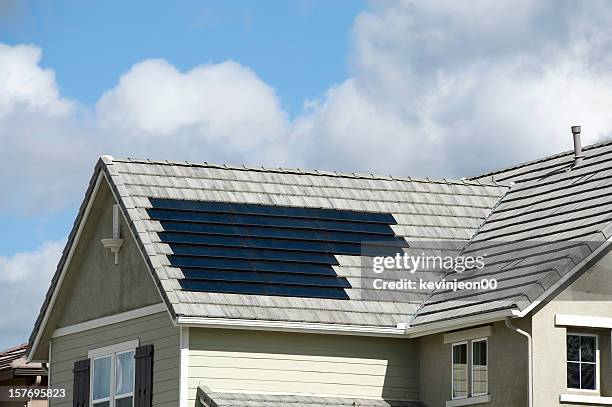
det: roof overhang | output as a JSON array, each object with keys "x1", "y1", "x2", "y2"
[
  {"x1": 26, "y1": 171, "x2": 105, "y2": 362},
  {"x1": 175, "y1": 316, "x2": 407, "y2": 337},
  {"x1": 405, "y1": 309, "x2": 518, "y2": 338}
]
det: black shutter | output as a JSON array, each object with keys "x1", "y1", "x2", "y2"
[
  {"x1": 134, "y1": 344, "x2": 154, "y2": 407},
  {"x1": 72, "y1": 359, "x2": 90, "y2": 407}
]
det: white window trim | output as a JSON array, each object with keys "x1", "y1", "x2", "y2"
[
  {"x1": 556, "y1": 314, "x2": 612, "y2": 329},
  {"x1": 88, "y1": 339, "x2": 139, "y2": 359},
  {"x1": 452, "y1": 341, "x2": 469, "y2": 401},
  {"x1": 566, "y1": 332, "x2": 600, "y2": 393},
  {"x1": 445, "y1": 395, "x2": 491, "y2": 407},
  {"x1": 89, "y1": 340, "x2": 139, "y2": 407},
  {"x1": 559, "y1": 394, "x2": 612, "y2": 404},
  {"x1": 471, "y1": 337, "x2": 488, "y2": 397}
]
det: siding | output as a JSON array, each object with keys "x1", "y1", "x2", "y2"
[
  {"x1": 49, "y1": 312, "x2": 179, "y2": 407},
  {"x1": 188, "y1": 328, "x2": 418, "y2": 404}
]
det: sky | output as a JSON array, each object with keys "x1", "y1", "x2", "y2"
[{"x1": 2, "y1": 0, "x2": 612, "y2": 350}]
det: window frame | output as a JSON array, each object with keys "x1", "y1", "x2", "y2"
[
  {"x1": 566, "y1": 332, "x2": 599, "y2": 393},
  {"x1": 89, "y1": 340, "x2": 139, "y2": 407},
  {"x1": 471, "y1": 337, "x2": 488, "y2": 397},
  {"x1": 451, "y1": 341, "x2": 469, "y2": 400}
]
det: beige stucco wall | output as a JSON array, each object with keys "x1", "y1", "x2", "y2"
[
  {"x1": 56, "y1": 180, "x2": 162, "y2": 327},
  {"x1": 531, "y1": 250, "x2": 612, "y2": 407},
  {"x1": 49, "y1": 311, "x2": 179, "y2": 407},
  {"x1": 32, "y1": 178, "x2": 163, "y2": 360},
  {"x1": 188, "y1": 328, "x2": 419, "y2": 405},
  {"x1": 419, "y1": 319, "x2": 530, "y2": 407}
]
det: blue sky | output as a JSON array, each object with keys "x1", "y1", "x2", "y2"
[
  {"x1": 3, "y1": 0, "x2": 612, "y2": 349},
  {"x1": 1, "y1": 0, "x2": 362, "y2": 115},
  {"x1": 0, "y1": 0, "x2": 361, "y2": 255}
]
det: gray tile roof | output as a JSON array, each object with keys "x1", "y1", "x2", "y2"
[
  {"x1": 30, "y1": 140, "x2": 612, "y2": 354},
  {"x1": 411, "y1": 140, "x2": 612, "y2": 326},
  {"x1": 0, "y1": 343, "x2": 45, "y2": 378},
  {"x1": 197, "y1": 386, "x2": 424, "y2": 407},
  {"x1": 101, "y1": 158, "x2": 505, "y2": 328}
]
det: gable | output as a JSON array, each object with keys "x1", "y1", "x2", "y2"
[
  {"x1": 555, "y1": 248, "x2": 612, "y2": 302},
  {"x1": 412, "y1": 141, "x2": 612, "y2": 328},
  {"x1": 29, "y1": 177, "x2": 164, "y2": 361}
]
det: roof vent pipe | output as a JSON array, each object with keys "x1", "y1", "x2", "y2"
[{"x1": 572, "y1": 125, "x2": 584, "y2": 166}]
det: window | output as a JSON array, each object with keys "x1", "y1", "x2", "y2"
[
  {"x1": 452, "y1": 342, "x2": 468, "y2": 399},
  {"x1": 567, "y1": 333, "x2": 598, "y2": 391},
  {"x1": 472, "y1": 339, "x2": 488, "y2": 396},
  {"x1": 452, "y1": 339, "x2": 488, "y2": 400},
  {"x1": 89, "y1": 340, "x2": 138, "y2": 407}
]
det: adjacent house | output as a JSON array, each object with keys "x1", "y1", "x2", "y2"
[
  {"x1": 1, "y1": 343, "x2": 48, "y2": 406},
  {"x1": 25, "y1": 128, "x2": 612, "y2": 406}
]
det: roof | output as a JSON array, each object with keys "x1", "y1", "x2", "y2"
[
  {"x1": 470, "y1": 138, "x2": 612, "y2": 184},
  {"x1": 103, "y1": 158, "x2": 505, "y2": 328},
  {"x1": 0, "y1": 344, "x2": 45, "y2": 379},
  {"x1": 197, "y1": 386, "x2": 424, "y2": 407},
  {"x1": 412, "y1": 140, "x2": 612, "y2": 326},
  {"x1": 28, "y1": 157, "x2": 507, "y2": 357},
  {"x1": 28, "y1": 138, "x2": 612, "y2": 357}
]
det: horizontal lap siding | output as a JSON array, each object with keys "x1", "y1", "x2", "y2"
[
  {"x1": 188, "y1": 328, "x2": 418, "y2": 404},
  {"x1": 49, "y1": 312, "x2": 179, "y2": 407}
]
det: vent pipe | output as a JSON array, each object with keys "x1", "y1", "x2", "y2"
[{"x1": 572, "y1": 125, "x2": 584, "y2": 166}]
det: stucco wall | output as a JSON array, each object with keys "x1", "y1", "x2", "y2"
[
  {"x1": 530, "y1": 249, "x2": 612, "y2": 407},
  {"x1": 49, "y1": 311, "x2": 179, "y2": 407},
  {"x1": 188, "y1": 328, "x2": 419, "y2": 405},
  {"x1": 56, "y1": 180, "x2": 162, "y2": 327},
  {"x1": 418, "y1": 320, "x2": 530, "y2": 407}
]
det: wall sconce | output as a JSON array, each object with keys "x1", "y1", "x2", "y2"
[{"x1": 101, "y1": 204, "x2": 124, "y2": 265}]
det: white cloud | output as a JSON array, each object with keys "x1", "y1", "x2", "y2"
[
  {"x1": 279, "y1": 0, "x2": 612, "y2": 176},
  {"x1": 0, "y1": 50, "x2": 289, "y2": 212},
  {"x1": 96, "y1": 59, "x2": 288, "y2": 150},
  {"x1": 0, "y1": 240, "x2": 65, "y2": 350},
  {"x1": 0, "y1": 43, "x2": 73, "y2": 118},
  {"x1": 3, "y1": 2, "x2": 612, "y2": 210}
]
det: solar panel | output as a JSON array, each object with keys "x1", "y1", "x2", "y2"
[{"x1": 148, "y1": 199, "x2": 407, "y2": 300}]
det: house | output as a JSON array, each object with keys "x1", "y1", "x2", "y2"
[
  {"x1": 0, "y1": 343, "x2": 48, "y2": 406},
  {"x1": 25, "y1": 127, "x2": 612, "y2": 406}
]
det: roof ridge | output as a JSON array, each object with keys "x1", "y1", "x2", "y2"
[
  {"x1": 106, "y1": 156, "x2": 506, "y2": 188},
  {"x1": 0, "y1": 343, "x2": 27, "y2": 356},
  {"x1": 469, "y1": 137, "x2": 612, "y2": 181}
]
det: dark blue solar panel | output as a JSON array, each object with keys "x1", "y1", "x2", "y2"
[
  {"x1": 150, "y1": 198, "x2": 395, "y2": 223},
  {"x1": 169, "y1": 257, "x2": 338, "y2": 276},
  {"x1": 148, "y1": 199, "x2": 408, "y2": 300},
  {"x1": 158, "y1": 232, "x2": 364, "y2": 255},
  {"x1": 159, "y1": 221, "x2": 398, "y2": 243},
  {"x1": 181, "y1": 269, "x2": 351, "y2": 288},
  {"x1": 148, "y1": 209, "x2": 395, "y2": 234},
  {"x1": 170, "y1": 244, "x2": 338, "y2": 264}
]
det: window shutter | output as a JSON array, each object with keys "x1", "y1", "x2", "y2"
[
  {"x1": 134, "y1": 344, "x2": 154, "y2": 407},
  {"x1": 72, "y1": 359, "x2": 90, "y2": 407}
]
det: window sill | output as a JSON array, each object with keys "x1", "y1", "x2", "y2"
[
  {"x1": 560, "y1": 394, "x2": 612, "y2": 405},
  {"x1": 446, "y1": 395, "x2": 491, "y2": 407}
]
